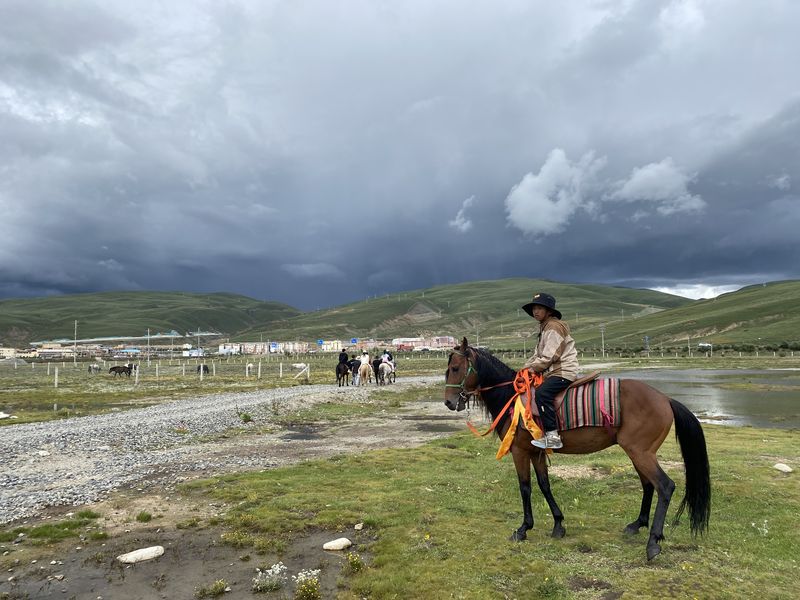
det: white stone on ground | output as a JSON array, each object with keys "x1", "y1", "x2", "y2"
[
  {"x1": 773, "y1": 463, "x2": 793, "y2": 473},
  {"x1": 116, "y1": 546, "x2": 165, "y2": 563},
  {"x1": 323, "y1": 537, "x2": 352, "y2": 551}
]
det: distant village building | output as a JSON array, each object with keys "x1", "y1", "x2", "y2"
[
  {"x1": 36, "y1": 343, "x2": 75, "y2": 360},
  {"x1": 391, "y1": 337, "x2": 426, "y2": 350},
  {"x1": 0, "y1": 347, "x2": 17, "y2": 359},
  {"x1": 431, "y1": 336, "x2": 457, "y2": 348},
  {"x1": 390, "y1": 336, "x2": 453, "y2": 350}
]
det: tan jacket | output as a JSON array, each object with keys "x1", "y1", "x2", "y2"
[{"x1": 523, "y1": 317, "x2": 579, "y2": 381}]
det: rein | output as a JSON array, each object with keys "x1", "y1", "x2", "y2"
[{"x1": 447, "y1": 348, "x2": 542, "y2": 437}]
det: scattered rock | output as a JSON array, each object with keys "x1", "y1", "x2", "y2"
[
  {"x1": 37, "y1": 451, "x2": 51, "y2": 457},
  {"x1": 116, "y1": 545, "x2": 165, "y2": 564},
  {"x1": 323, "y1": 537, "x2": 352, "y2": 551},
  {"x1": 773, "y1": 463, "x2": 793, "y2": 473},
  {"x1": 0, "y1": 412, "x2": 12, "y2": 420},
  {"x1": 354, "y1": 523, "x2": 364, "y2": 530}
]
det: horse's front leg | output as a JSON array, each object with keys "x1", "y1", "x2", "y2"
[
  {"x1": 532, "y1": 452, "x2": 565, "y2": 538},
  {"x1": 510, "y1": 449, "x2": 534, "y2": 541}
]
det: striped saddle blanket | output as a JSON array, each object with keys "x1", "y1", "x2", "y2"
[{"x1": 557, "y1": 378, "x2": 621, "y2": 432}]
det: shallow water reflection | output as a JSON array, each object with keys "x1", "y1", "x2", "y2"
[{"x1": 606, "y1": 368, "x2": 800, "y2": 429}]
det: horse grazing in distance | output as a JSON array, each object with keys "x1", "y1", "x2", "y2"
[
  {"x1": 444, "y1": 337, "x2": 710, "y2": 561},
  {"x1": 336, "y1": 362, "x2": 350, "y2": 387},
  {"x1": 87, "y1": 364, "x2": 101, "y2": 374},
  {"x1": 109, "y1": 365, "x2": 131, "y2": 378},
  {"x1": 197, "y1": 364, "x2": 210, "y2": 374}
]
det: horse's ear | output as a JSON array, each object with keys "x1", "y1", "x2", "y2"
[{"x1": 460, "y1": 337, "x2": 469, "y2": 352}]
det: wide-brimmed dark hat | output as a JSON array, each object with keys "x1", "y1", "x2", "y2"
[{"x1": 522, "y1": 292, "x2": 562, "y2": 319}]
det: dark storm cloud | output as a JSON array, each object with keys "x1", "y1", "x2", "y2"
[{"x1": 1, "y1": 1, "x2": 799, "y2": 309}]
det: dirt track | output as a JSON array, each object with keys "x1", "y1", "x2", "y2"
[{"x1": 1, "y1": 377, "x2": 471, "y2": 599}]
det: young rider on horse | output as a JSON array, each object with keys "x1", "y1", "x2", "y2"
[
  {"x1": 380, "y1": 349, "x2": 395, "y2": 372},
  {"x1": 521, "y1": 292, "x2": 579, "y2": 450}
]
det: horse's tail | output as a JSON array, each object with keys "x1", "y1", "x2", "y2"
[{"x1": 669, "y1": 399, "x2": 711, "y2": 536}]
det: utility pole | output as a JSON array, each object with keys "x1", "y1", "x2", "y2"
[
  {"x1": 147, "y1": 328, "x2": 151, "y2": 366},
  {"x1": 600, "y1": 324, "x2": 606, "y2": 359},
  {"x1": 73, "y1": 320, "x2": 77, "y2": 366}
]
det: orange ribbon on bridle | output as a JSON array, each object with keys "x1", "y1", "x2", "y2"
[{"x1": 464, "y1": 367, "x2": 543, "y2": 438}]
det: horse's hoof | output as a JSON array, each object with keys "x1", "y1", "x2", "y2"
[
  {"x1": 624, "y1": 523, "x2": 642, "y2": 536},
  {"x1": 510, "y1": 530, "x2": 527, "y2": 542},
  {"x1": 646, "y1": 543, "x2": 662, "y2": 561},
  {"x1": 551, "y1": 526, "x2": 566, "y2": 539}
]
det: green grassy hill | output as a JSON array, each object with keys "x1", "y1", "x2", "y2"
[
  {"x1": 575, "y1": 280, "x2": 800, "y2": 350},
  {"x1": 4, "y1": 279, "x2": 798, "y2": 350},
  {"x1": 238, "y1": 278, "x2": 691, "y2": 346},
  {"x1": 0, "y1": 292, "x2": 300, "y2": 346}
]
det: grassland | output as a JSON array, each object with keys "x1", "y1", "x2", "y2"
[
  {"x1": 180, "y1": 423, "x2": 799, "y2": 599},
  {"x1": 4, "y1": 278, "x2": 800, "y2": 353},
  {"x1": 4, "y1": 351, "x2": 800, "y2": 425},
  {"x1": 239, "y1": 277, "x2": 691, "y2": 344},
  {"x1": 0, "y1": 291, "x2": 299, "y2": 346},
  {"x1": 577, "y1": 280, "x2": 800, "y2": 349}
]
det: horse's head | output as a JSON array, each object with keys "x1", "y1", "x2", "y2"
[{"x1": 444, "y1": 337, "x2": 480, "y2": 411}]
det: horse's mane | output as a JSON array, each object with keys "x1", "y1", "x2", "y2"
[{"x1": 467, "y1": 347, "x2": 517, "y2": 422}]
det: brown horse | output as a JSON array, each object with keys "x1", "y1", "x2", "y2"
[
  {"x1": 443, "y1": 338, "x2": 710, "y2": 561},
  {"x1": 335, "y1": 362, "x2": 350, "y2": 387}
]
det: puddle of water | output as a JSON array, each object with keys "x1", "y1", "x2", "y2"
[{"x1": 607, "y1": 368, "x2": 800, "y2": 429}]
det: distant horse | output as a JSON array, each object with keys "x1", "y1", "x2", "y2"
[
  {"x1": 372, "y1": 358, "x2": 383, "y2": 385},
  {"x1": 444, "y1": 338, "x2": 710, "y2": 561},
  {"x1": 336, "y1": 362, "x2": 350, "y2": 387},
  {"x1": 358, "y1": 362, "x2": 372, "y2": 386},
  {"x1": 87, "y1": 364, "x2": 101, "y2": 374},
  {"x1": 379, "y1": 362, "x2": 394, "y2": 384},
  {"x1": 109, "y1": 366, "x2": 131, "y2": 378},
  {"x1": 197, "y1": 365, "x2": 210, "y2": 374}
]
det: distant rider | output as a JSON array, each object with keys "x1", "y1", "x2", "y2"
[{"x1": 381, "y1": 349, "x2": 395, "y2": 372}]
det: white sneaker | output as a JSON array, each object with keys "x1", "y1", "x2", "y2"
[{"x1": 532, "y1": 430, "x2": 563, "y2": 449}]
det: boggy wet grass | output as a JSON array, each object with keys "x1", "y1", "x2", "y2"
[{"x1": 182, "y1": 424, "x2": 800, "y2": 599}]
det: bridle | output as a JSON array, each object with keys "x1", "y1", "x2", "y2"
[
  {"x1": 445, "y1": 349, "x2": 479, "y2": 410},
  {"x1": 445, "y1": 347, "x2": 516, "y2": 411}
]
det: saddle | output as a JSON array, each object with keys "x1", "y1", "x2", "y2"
[{"x1": 519, "y1": 371, "x2": 601, "y2": 417}]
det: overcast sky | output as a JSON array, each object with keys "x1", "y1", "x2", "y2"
[{"x1": 2, "y1": 0, "x2": 799, "y2": 309}]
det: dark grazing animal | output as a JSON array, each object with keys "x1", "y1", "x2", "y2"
[
  {"x1": 109, "y1": 365, "x2": 131, "y2": 377},
  {"x1": 197, "y1": 365, "x2": 210, "y2": 374}
]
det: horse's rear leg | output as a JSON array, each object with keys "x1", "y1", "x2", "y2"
[
  {"x1": 533, "y1": 452, "x2": 565, "y2": 538},
  {"x1": 625, "y1": 467, "x2": 655, "y2": 535},
  {"x1": 628, "y1": 452, "x2": 675, "y2": 560}
]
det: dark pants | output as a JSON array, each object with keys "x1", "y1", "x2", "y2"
[{"x1": 535, "y1": 376, "x2": 572, "y2": 432}]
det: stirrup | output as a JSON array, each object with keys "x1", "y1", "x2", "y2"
[{"x1": 532, "y1": 432, "x2": 563, "y2": 450}]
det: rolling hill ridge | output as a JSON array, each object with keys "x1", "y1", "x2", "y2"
[{"x1": 2, "y1": 279, "x2": 798, "y2": 349}]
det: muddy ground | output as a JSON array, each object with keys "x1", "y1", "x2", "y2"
[{"x1": 1, "y1": 383, "x2": 467, "y2": 599}]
